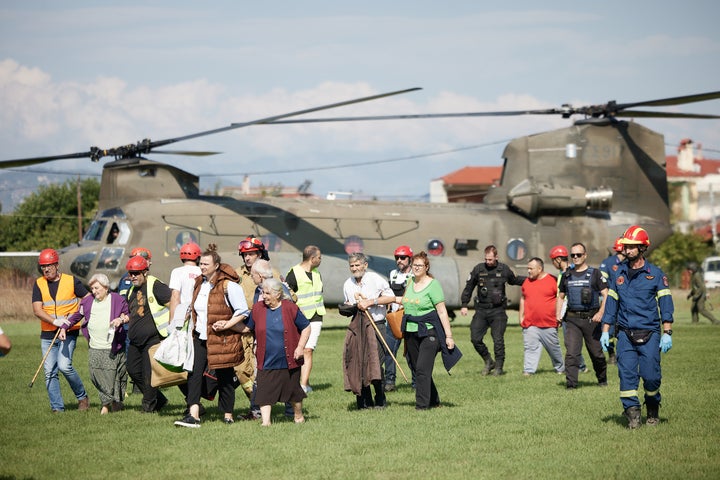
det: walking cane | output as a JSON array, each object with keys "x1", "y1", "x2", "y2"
[
  {"x1": 364, "y1": 310, "x2": 409, "y2": 383},
  {"x1": 29, "y1": 327, "x2": 61, "y2": 388}
]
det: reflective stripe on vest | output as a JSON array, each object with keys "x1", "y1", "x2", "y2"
[
  {"x1": 36, "y1": 274, "x2": 81, "y2": 332},
  {"x1": 128, "y1": 275, "x2": 170, "y2": 337},
  {"x1": 292, "y1": 265, "x2": 326, "y2": 317}
]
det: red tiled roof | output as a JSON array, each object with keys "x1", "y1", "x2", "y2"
[
  {"x1": 440, "y1": 166, "x2": 503, "y2": 186},
  {"x1": 666, "y1": 155, "x2": 720, "y2": 178}
]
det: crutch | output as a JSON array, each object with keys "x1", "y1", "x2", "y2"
[
  {"x1": 28, "y1": 327, "x2": 61, "y2": 388},
  {"x1": 364, "y1": 310, "x2": 409, "y2": 383}
]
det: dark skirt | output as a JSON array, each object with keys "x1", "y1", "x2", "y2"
[{"x1": 255, "y1": 367, "x2": 306, "y2": 406}]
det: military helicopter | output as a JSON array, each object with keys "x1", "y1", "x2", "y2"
[{"x1": 2, "y1": 88, "x2": 720, "y2": 308}]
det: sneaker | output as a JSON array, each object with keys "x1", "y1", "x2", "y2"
[
  {"x1": 174, "y1": 415, "x2": 201, "y2": 428},
  {"x1": 301, "y1": 384, "x2": 313, "y2": 394},
  {"x1": 580, "y1": 367, "x2": 590, "y2": 374},
  {"x1": 222, "y1": 417, "x2": 234, "y2": 425},
  {"x1": 237, "y1": 411, "x2": 261, "y2": 421},
  {"x1": 383, "y1": 384, "x2": 396, "y2": 392}
]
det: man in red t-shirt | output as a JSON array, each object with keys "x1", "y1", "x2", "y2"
[{"x1": 519, "y1": 257, "x2": 565, "y2": 376}]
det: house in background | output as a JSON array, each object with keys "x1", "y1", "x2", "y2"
[
  {"x1": 430, "y1": 166, "x2": 503, "y2": 203},
  {"x1": 666, "y1": 139, "x2": 720, "y2": 244}
]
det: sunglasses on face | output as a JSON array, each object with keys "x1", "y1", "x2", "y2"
[
  {"x1": 128, "y1": 271, "x2": 144, "y2": 277},
  {"x1": 395, "y1": 255, "x2": 409, "y2": 260},
  {"x1": 570, "y1": 253, "x2": 585, "y2": 258}
]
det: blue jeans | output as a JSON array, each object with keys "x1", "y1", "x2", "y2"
[{"x1": 42, "y1": 334, "x2": 87, "y2": 411}]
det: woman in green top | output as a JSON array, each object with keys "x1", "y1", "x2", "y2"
[{"x1": 401, "y1": 251, "x2": 456, "y2": 410}]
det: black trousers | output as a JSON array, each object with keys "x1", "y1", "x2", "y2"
[
  {"x1": 470, "y1": 307, "x2": 508, "y2": 363},
  {"x1": 404, "y1": 331, "x2": 440, "y2": 409},
  {"x1": 126, "y1": 338, "x2": 167, "y2": 412},
  {"x1": 186, "y1": 335, "x2": 236, "y2": 415},
  {"x1": 564, "y1": 314, "x2": 607, "y2": 388}
]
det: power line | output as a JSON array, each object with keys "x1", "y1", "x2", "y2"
[{"x1": 198, "y1": 139, "x2": 512, "y2": 177}]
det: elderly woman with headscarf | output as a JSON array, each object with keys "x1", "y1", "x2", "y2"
[
  {"x1": 61, "y1": 273, "x2": 129, "y2": 414},
  {"x1": 241, "y1": 278, "x2": 310, "y2": 426}
]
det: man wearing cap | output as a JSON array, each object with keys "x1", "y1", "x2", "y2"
[
  {"x1": 124, "y1": 254, "x2": 173, "y2": 413},
  {"x1": 601, "y1": 225, "x2": 674, "y2": 429},
  {"x1": 32, "y1": 248, "x2": 90, "y2": 412}
]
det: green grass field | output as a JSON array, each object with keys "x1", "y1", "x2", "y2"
[{"x1": 1, "y1": 294, "x2": 719, "y2": 479}]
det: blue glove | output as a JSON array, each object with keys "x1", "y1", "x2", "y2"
[
  {"x1": 660, "y1": 333, "x2": 673, "y2": 353},
  {"x1": 600, "y1": 332, "x2": 610, "y2": 352}
]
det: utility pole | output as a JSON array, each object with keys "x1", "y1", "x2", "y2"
[{"x1": 77, "y1": 176, "x2": 83, "y2": 242}]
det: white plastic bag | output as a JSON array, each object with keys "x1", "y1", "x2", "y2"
[{"x1": 154, "y1": 323, "x2": 189, "y2": 371}]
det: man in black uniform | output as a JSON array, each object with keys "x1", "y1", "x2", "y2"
[
  {"x1": 557, "y1": 242, "x2": 608, "y2": 390},
  {"x1": 460, "y1": 245, "x2": 524, "y2": 376}
]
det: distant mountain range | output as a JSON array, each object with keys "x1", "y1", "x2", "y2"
[{"x1": 0, "y1": 171, "x2": 55, "y2": 214}]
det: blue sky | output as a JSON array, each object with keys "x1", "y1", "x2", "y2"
[{"x1": 1, "y1": 1, "x2": 719, "y2": 200}]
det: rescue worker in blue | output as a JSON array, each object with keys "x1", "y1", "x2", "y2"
[
  {"x1": 600, "y1": 225, "x2": 674, "y2": 429},
  {"x1": 557, "y1": 242, "x2": 608, "y2": 389},
  {"x1": 460, "y1": 245, "x2": 525, "y2": 376},
  {"x1": 598, "y1": 237, "x2": 626, "y2": 365}
]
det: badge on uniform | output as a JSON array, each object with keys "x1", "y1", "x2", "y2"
[
  {"x1": 616, "y1": 276, "x2": 625, "y2": 285},
  {"x1": 645, "y1": 275, "x2": 654, "y2": 281},
  {"x1": 662, "y1": 276, "x2": 669, "y2": 287},
  {"x1": 612, "y1": 265, "x2": 618, "y2": 271}
]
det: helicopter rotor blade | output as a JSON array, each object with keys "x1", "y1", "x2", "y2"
[
  {"x1": 152, "y1": 87, "x2": 422, "y2": 148},
  {"x1": 614, "y1": 110, "x2": 720, "y2": 119},
  {"x1": 614, "y1": 90, "x2": 720, "y2": 110},
  {"x1": 0, "y1": 87, "x2": 421, "y2": 169},
  {"x1": 151, "y1": 150, "x2": 222, "y2": 156},
  {"x1": 262, "y1": 108, "x2": 569, "y2": 124}
]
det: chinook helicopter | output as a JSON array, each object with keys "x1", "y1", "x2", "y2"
[{"x1": 2, "y1": 88, "x2": 720, "y2": 308}]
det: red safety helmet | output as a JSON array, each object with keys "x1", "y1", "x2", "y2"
[
  {"x1": 179, "y1": 242, "x2": 202, "y2": 261},
  {"x1": 38, "y1": 248, "x2": 60, "y2": 266},
  {"x1": 619, "y1": 225, "x2": 650, "y2": 246},
  {"x1": 129, "y1": 247, "x2": 152, "y2": 260},
  {"x1": 613, "y1": 237, "x2": 624, "y2": 252},
  {"x1": 126, "y1": 255, "x2": 149, "y2": 272},
  {"x1": 394, "y1": 245, "x2": 413, "y2": 258},
  {"x1": 549, "y1": 245, "x2": 568, "y2": 260},
  {"x1": 238, "y1": 236, "x2": 264, "y2": 254}
]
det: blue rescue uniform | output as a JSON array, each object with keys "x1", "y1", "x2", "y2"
[{"x1": 602, "y1": 261, "x2": 674, "y2": 411}]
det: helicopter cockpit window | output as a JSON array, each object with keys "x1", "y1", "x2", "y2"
[
  {"x1": 83, "y1": 220, "x2": 107, "y2": 242},
  {"x1": 344, "y1": 235, "x2": 364, "y2": 254},
  {"x1": 96, "y1": 247, "x2": 125, "y2": 271},
  {"x1": 98, "y1": 208, "x2": 126, "y2": 219},
  {"x1": 173, "y1": 231, "x2": 199, "y2": 254},
  {"x1": 506, "y1": 238, "x2": 527, "y2": 262},
  {"x1": 106, "y1": 223, "x2": 120, "y2": 244},
  {"x1": 427, "y1": 239, "x2": 444, "y2": 256}
]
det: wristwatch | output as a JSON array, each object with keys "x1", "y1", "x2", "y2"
[{"x1": 663, "y1": 329, "x2": 673, "y2": 336}]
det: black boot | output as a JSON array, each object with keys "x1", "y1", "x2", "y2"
[
  {"x1": 623, "y1": 406, "x2": 642, "y2": 429},
  {"x1": 493, "y1": 360, "x2": 505, "y2": 376},
  {"x1": 481, "y1": 355, "x2": 496, "y2": 376},
  {"x1": 646, "y1": 404, "x2": 659, "y2": 426}
]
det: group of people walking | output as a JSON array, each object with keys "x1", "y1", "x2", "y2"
[{"x1": 29, "y1": 223, "x2": 679, "y2": 429}]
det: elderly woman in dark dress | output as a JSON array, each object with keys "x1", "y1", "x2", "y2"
[
  {"x1": 241, "y1": 278, "x2": 310, "y2": 426},
  {"x1": 61, "y1": 273, "x2": 129, "y2": 414}
]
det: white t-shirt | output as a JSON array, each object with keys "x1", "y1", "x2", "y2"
[
  {"x1": 169, "y1": 264, "x2": 202, "y2": 304},
  {"x1": 343, "y1": 271, "x2": 394, "y2": 322},
  {"x1": 169, "y1": 264, "x2": 202, "y2": 323}
]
